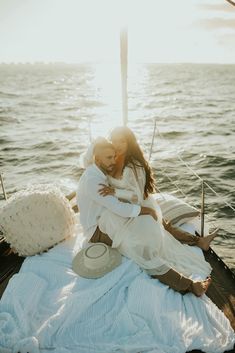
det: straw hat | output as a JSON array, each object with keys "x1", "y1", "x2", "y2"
[{"x1": 72, "y1": 243, "x2": 122, "y2": 279}]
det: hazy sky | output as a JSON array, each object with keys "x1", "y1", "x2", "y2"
[{"x1": 0, "y1": 0, "x2": 235, "y2": 63}]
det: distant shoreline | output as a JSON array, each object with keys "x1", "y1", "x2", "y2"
[{"x1": 0, "y1": 62, "x2": 235, "y2": 66}]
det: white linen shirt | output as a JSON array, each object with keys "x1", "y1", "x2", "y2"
[{"x1": 77, "y1": 164, "x2": 141, "y2": 240}]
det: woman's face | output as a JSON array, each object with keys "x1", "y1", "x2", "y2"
[{"x1": 111, "y1": 133, "x2": 128, "y2": 156}]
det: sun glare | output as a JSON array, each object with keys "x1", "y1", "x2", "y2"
[{"x1": 89, "y1": 63, "x2": 123, "y2": 138}]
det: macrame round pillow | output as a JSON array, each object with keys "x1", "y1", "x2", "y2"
[{"x1": 0, "y1": 185, "x2": 76, "y2": 256}]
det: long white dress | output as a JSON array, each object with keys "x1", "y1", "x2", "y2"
[{"x1": 98, "y1": 165, "x2": 212, "y2": 279}]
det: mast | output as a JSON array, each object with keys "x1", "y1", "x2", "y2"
[
  {"x1": 201, "y1": 180, "x2": 205, "y2": 237},
  {"x1": 120, "y1": 27, "x2": 128, "y2": 126}
]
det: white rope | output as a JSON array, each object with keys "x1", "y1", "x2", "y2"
[
  {"x1": 157, "y1": 167, "x2": 232, "y2": 239},
  {"x1": 176, "y1": 153, "x2": 235, "y2": 212},
  {"x1": 0, "y1": 173, "x2": 7, "y2": 200},
  {"x1": 157, "y1": 167, "x2": 188, "y2": 199},
  {"x1": 149, "y1": 118, "x2": 235, "y2": 214},
  {"x1": 154, "y1": 166, "x2": 227, "y2": 237},
  {"x1": 147, "y1": 119, "x2": 234, "y2": 239},
  {"x1": 87, "y1": 116, "x2": 92, "y2": 143},
  {"x1": 149, "y1": 118, "x2": 157, "y2": 161}
]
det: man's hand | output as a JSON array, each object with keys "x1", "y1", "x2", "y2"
[{"x1": 139, "y1": 206, "x2": 158, "y2": 221}]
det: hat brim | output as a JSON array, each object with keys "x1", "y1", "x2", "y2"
[{"x1": 72, "y1": 244, "x2": 122, "y2": 279}]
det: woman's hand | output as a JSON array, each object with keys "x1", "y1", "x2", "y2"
[{"x1": 99, "y1": 184, "x2": 115, "y2": 197}]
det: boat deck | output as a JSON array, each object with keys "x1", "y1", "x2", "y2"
[
  {"x1": 204, "y1": 248, "x2": 235, "y2": 332},
  {"x1": 0, "y1": 236, "x2": 25, "y2": 297},
  {"x1": 0, "y1": 236, "x2": 234, "y2": 352}
]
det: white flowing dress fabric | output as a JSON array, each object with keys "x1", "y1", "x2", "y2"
[
  {"x1": 0, "y1": 219, "x2": 234, "y2": 353},
  {"x1": 98, "y1": 166, "x2": 212, "y2": 278}
]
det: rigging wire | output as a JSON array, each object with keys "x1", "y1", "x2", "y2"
[
  {"x1": 149, "y1": 118, "x2": 235, "y2": 214},
  {"x1": 147, "y1": 119, "x2": 234, "y2": 238}
]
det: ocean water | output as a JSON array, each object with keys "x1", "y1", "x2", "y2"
[{"x1": 0, "y1": 62, "x2": 234, "y2": 270}]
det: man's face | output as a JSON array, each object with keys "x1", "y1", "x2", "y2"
[{"x1": 95, "y1": 148, "x2": 116, "y2": 174}]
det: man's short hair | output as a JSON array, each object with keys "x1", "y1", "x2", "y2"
[{"x1": 93, "y1": 140, "x2": 115, "y2": 157}]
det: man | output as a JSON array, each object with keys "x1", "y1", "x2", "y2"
[{"x1": 77, "y1": 140, "x2": 211, "y2": 296}]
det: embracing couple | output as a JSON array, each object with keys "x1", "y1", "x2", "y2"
[{"x1": 77, "y1": 126, "x2": 218, "y2": 297}]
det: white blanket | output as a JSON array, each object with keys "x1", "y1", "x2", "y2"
[{"x1": 0, "y1": 219, "x2": 234, "y2": 353}]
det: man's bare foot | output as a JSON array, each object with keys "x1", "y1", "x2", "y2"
[
  {"x1": 197, "y1": 228, "x2": 219, "y2": 251},
  {"x1": 190, "y1": 277, "x2": 211, "y2": 297}
]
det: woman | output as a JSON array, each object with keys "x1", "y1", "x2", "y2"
[{"x1": 97, "y1": 126, "x2": 219, "y2": 296}]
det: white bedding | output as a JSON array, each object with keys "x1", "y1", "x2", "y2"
[{"x1": 0, "y1": 218, "x2": 234, "y2": 353}]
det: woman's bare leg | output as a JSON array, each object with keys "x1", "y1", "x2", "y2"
[
  {"x1": 152, "y1": 268, "x2": 211, "y2": 297},
  {"x1": 162, "y1": 219, "x2": 219, "y2": 250},
  {"x1": 197, "y1": 228, "x2": 219, "y2": 251}
]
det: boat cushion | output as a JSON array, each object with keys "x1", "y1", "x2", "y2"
[
  {"x1": 153, "y1": 192, "x2": 200, "y2": 226},
  {"x1": 0, "y1": 185, "x2": 76, "y2": 256}
]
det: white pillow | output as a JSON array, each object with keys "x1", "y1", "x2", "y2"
[
  {"x1": 0, "y1": 185, "x2": 76, "y2": 256},
  {"x1": 153, "y1": 192, "x2": 200, "y2": 226}
]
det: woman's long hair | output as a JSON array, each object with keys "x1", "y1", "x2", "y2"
[{"x1": 110, "y1": 126, "x2": 156, "y2": 198}]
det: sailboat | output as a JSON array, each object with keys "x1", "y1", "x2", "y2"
[{"x1": 0, "y1": 7, "x2": 235, "y2": 352}]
